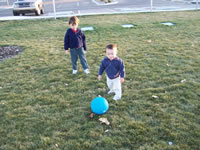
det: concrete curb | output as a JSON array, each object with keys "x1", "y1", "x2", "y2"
[
  {"x1": 91, "y1": 0, "x2": 118, "y2": 6},
  {"x1": 0, "y1": 7, "x2": 198, "y2": 21},
  {"x1": 0, "y1": 6, "x2": 12, "y2": 9}
]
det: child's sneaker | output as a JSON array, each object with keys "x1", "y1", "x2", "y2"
[
  {"x1": 113, "y1": 95, "x2": 121, "y2": 101},
  {"x1": 84, "y1": 69, "x2": 90, "y2": 74},
  {"x1": 72, "y1": 70, "x2": 77, "y2": 74},
  {"x1": 107, "y1": 90, "x2": 114, "y2": 94}
]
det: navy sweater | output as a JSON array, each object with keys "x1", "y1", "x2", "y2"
[
  {"x1": 64, "y1": 28, "x2": 87, "y2": 50},
  {"x1": 98, "y1": 57, "x2": 125, "y2": 79}
]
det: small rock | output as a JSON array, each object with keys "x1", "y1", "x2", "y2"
[
  {"x1": 147, "y1": 40, "x2": 152, "y2": 43},
  {"x1": 105, "y1": 129, "x2": 110, "y2": 133},
  {"x1": 168, "y1": 141, "x2": 173, "y2": 145},
  {"x1": 152, "y1": 95, "x2": 158, "y2": 98},
  {"x1": 161, "y1": 22, "x2": 175, "y2": 26},
  {"x1": 81, "y1": 27, "x2": 94, "y2": 31},
  {"x1": 121, "y1": 24, "x2": 134, "y2": 28},
  {"x1": 181, "y1": 79, "x2": 186, "y2": 83}
]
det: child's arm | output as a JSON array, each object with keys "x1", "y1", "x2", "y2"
[
  {"x1": 64, "y1": 30, "x2": 69, "y2": 53},
  {"x1": 81, "y1": 31, "x2": 87, "y2": 51},
  {"x1": 120, "y1": 78, "x2": 124, "y2": 83},
  {"x1": 98, "y1": 75, "x2": 102, "y2": 80},
  {"x1": 98, "y1": 60, "x2": 105, "y2": 80},
  {"x1": 65, "y1": 50, "x2": 69, "y2": 55},
  {"x1": 120, "y1": 60, "x2": 125, "y2": 83}
]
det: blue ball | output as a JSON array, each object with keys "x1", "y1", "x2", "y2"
[{"x1": 91, "y1": 97, "x2": 109, "y2": 115}]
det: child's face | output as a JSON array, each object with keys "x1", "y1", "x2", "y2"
[
  {"x1": 70, "y1": 23, "x2": 78, "y2": 30},
  {"x1": 106, "y1": 48, "x2": 117, "y2": 60}
]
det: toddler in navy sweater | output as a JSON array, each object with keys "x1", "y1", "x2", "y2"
[
  {"x1": 64, "y1": 16, "x2": 89, "y2": 74},
  {"x1": 98, "y1": 44, "x2": 125, "y2": 100}
]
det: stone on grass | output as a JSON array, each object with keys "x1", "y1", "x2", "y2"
[
  {"x1": 152, "y1": 95, "x2": 158, "y2": 98},
  {"x1": 81, "y1": 27, "x2": 94, "y2": 31},
  {"x1": 168, "y1": 141, "x2": 173, "y2": 145},
  {"x1": 121, "y1": 24, "x2": 134, "y2": 28},
  {"x1": 181, "y1": 79, "x2": 186, "y2": 83},
  {"x1": 161, "y1": 22, "x2": 175, "y2": 26}
]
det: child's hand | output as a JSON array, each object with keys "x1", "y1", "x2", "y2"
[
  {"x1": 120, "y1": 78, "x2": 124, "y2": 83},
  {"x1": 98, "y1": 75, "x2": 102, "y2": 80},
  {"x1": 65, "y1": 50, "x2": 69, "y2": 55}
]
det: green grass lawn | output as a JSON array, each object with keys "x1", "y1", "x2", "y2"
[{"x1": 0, "y1": 11, "x2": 200, "y2": 150}]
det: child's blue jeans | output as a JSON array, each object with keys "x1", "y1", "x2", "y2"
[{"x1": 70, "y1": 47, "x2": 89, "y2": 70}]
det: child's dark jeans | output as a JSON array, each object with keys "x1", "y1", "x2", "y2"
[{"x1": 70, "y1": 47, "x2": 89, "y2": 70}]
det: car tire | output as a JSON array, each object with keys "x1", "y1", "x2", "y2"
[
  {"x1": 13, "y1": 12, "x2": 20, "y2": 16},
  {"x1": 41, "y1": 8, "x2": 44, "y2": 14},
  {"x1": 35, "y1": 8, "x2": 41, "y2": 16}
]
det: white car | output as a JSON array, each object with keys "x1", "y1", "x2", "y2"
[{"x1": 12, "y1": 0, "x2": 44, "y2": 16}]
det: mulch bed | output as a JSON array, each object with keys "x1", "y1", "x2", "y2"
[{"x1": 0, "y1": 46, "x2": 23, "y2": 62}]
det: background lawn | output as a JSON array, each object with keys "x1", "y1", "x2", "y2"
[{"x1": 0, "y1": 11, "x2": 200, "y2": 150}]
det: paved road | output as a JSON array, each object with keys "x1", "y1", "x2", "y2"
[{"x1": 0, "y1": 0, "x2": 199, "y2": 20}]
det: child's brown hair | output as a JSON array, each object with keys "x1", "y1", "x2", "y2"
[
  {"x1": 106, "y1": 44, "x2": 117, "y2": 52},
  {"x1": 68, "y1": 16, "x2": 79, "y2": 25}
]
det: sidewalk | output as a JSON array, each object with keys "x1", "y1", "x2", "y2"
[
  {"x1": 0, "y1": 6, "x2": 12, "y2": 9},
  {"x1": 0, "y1": 0, "x2": 199, "y2": 21},
  {"x1": 92, "y1": 0, "x2": 118, "y2": 5},
  {"x1": 169, "y1": 0, "x2": 200, "y2": 3},
  {"x1": 0, "y1": 6, "x2": 198, "y2": 21}
]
